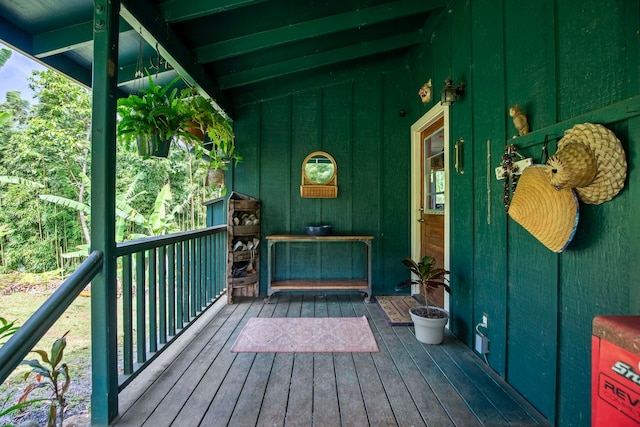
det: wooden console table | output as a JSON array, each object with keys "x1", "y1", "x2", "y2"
[{"x1": 265, "y1": 235, "x2": 373, "y2": 303}]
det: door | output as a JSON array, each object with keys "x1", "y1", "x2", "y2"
[
  {"x1": 411, "y1": 104, "x2": 449, "y2": 309},
  {"x1": 419, "y1": 118, "x2": 445, "y2": 308}
]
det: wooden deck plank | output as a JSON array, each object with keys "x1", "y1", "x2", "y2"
[
  {"x1": 199, "y1": 352, "x2": 257, "y2": 425},
  {"x1": 166, "y1": 299, "x2": 265, "y2": 426},
  {"x1": 256, "y1": 352, "x2": 294, "y2": 426},
  {"x1": 228, "y1": 352, "x2": 276, "y2": 426},
  {"x1": 393, "y1": 326, "x2": 483, "y2": 426},
  {"x1": 442, "y1": 335, "x2": 548, "y2": 425},
  {"x1": 300, "y1": 294, "x2": 316, "y2": 317},
  {"x1": 351, "y1": 351, "x2": 397, "y2": 426},
  {"x1": 362, "y1": 297, "x2": 455, "y2": 426},
  {"x1": 326, "y1": 294, "x2": 344, "y2": 317},
  {"x1": 333, "y1": 353, "x2": 369, "y2": 426},
  {"x1": 285, "y1": 353, "x2": 314, "y2": 426},
  {"x1": 351, "y1": 296, "x2": 427, "y2": 427},
  {"x1": 286, "y1": 294, "x2": 303, "y2": 317},
  {"x1": 115, "y1": 303, "x2": 243, "y2": 425},
  {"x1": 312, "y1": 353, "x2": 341, "y2": 426},
  {"x1": 313, "y1": 294, "x2": 329, "y2": 316},
  {"x1": 225, "y1": 298, "x2": 279, "y2": 426},
  {"x1": 113, "y1": 294, "x2": 549, "y2": 427},
  {"x1": 426, "y1": 343, "x2": 507, "y2": 424}
]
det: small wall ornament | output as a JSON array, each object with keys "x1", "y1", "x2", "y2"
[
  {"x1": 418, "y1": 79, "x2": 432, "y2": 104},
  {"x1": 509, "y1": 105, "x2": 530, "y2": 136}
]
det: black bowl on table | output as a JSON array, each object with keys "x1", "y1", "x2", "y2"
[{"x1": 305, "y1": 225, "x2": 332, "y2": 236}]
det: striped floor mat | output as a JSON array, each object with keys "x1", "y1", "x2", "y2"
[{"x1": 376, "y1": 295, "x2": 420, "y2": 326}]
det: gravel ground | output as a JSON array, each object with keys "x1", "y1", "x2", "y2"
[{"x1": 0, "y1": 356, "x2": 92, "y2": 427}]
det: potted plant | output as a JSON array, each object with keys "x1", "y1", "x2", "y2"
[
  {"x1": 116, "y1": 73, "x2": 196, "y2": 158},
  {"x1": 204, "y1": 142, "x2": 242, "y2": 190},
  {"x1": 396, "y1": 255, "x2": 451, "y2": 344},
  {"x1": 180, "y1": 89, "x2": 236, "y2": 156}
]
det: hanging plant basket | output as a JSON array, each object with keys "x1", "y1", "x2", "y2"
[
  {"x1": 137, "y1": 134, "x2": 171, "y2": 158},
  {"x1": 206, "y1": 167, "x2": 225, "y2": 187},
  {"x1": 184, "y1": 120, "x2": 206, "y2": 141}
]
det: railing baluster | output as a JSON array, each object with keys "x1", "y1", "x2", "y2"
[
  {"x1": 202, "y1": 236, "x2": 213, "y2": 305},
  {"x1": 123, "y1": 255, "x2": 133, "y2": 375},
  {"x1": 148, "y1": 247, "x2": 157, "y2": 353},
  {"x1": 190, "y1": 238, "x2": 197, "y2": 318},
  {"x1": 217, "y1": 233, "x2": 225, "y2": 297},
  {"x1": 112, "y1": 225, "x2": 225, "y2": 386},
  {"x1": 176, "y1": 241, "x2": 183, "y2": 330},
  {"x1": 158, "y1": 245, "x2": 167, "y2": 344},
  {"x1": 168, "y1": 244, "x2": 176, "y2": 336},
  {"x1": 196, "y1": 237, "x2": 202, "y2": 312},
  {"x1": 182, "y1": 241, "x2": 189, "y2": 324},
  {"x1": 135, "y1": 251, "x2": 146, "y2": 364}
]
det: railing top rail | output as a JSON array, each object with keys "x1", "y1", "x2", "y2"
[
  {"x1": 0, "y1": 250, "x2": 104, "y2": 383},
  {"x1": 116, "y1": 225, "x2": 227, "y2": 256}
]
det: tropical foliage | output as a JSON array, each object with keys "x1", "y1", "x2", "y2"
[
  {"x1": 0, "y1": 68, "x2": 220, "y2": 273},
  {"x1": 396, "y1": 255, "x2": 450, "y2": 317}
]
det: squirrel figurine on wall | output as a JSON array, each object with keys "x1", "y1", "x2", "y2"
[{"x1": 509, "y1": 105, "x2": 529, "y2": 136}]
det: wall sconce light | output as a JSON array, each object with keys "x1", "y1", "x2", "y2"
[{"x1": 440, "y1": 77, "x2": 466, "y2": 106}]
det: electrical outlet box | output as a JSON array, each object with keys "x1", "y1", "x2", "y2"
[
  {"x1": 475, "y1": 333, "x2": 490, "y2": 355},
  {"x1": 494, "y1": 158, "x2": 533, "y2": 180}
]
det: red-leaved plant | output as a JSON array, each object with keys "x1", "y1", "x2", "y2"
[{"x1": 396, "y1": 256, "x2": 450, "y2": 318}]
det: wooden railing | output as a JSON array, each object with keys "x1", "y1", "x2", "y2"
[
  {"x1": 115, "y1": 225, "x2": 227, "y2": 387},
  {"x1": 0, "y1": 224, "x2": 227, "y2": 424},
  {"x1": 0, "y1": 250, "x2": 104, "y2": 383}
]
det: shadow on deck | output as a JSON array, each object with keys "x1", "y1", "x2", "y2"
[{"x1": 113, "y1": 294, "x2": 550, "y2": 426}]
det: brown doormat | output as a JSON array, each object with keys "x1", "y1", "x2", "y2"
[
  {"x1": 376, "y1": 295, "x2": 420, "y2": 326},
  {"x1": 230, "y1": 316, "x2": 379, "y2": 353}
]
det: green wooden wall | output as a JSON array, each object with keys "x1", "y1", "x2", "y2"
[
  {"x1": 232, "y1": 71, "x2": 414, "y2": 296},
  {"x1": 408, "y1": 0, "x2": 640, "y2": 425},
  {"x1": 231, "y1": 0, "x2": 639, "y2": 425}
]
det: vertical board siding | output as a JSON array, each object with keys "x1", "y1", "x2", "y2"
[
  {"x1": 237, "y1": 71, "x2": 413, "y2": 294},
  {"x1": 503, "y1": 0, "x2": 559, "y2": 419},
  {"x1": 381, "y1": 71, "x2": 412, "y2": 290},
  {"x1": 429, "y1": 0, "x2": 636, "y2": 425},
  {"x1": 469, "y1": 0, "x2": 509, "y2": 377},
  {"x1": 352, "y1": 77, "x2": 383, "y2": 288},
  {"x1": 321, "y1": 83, "x2": 354, "y2": 279},
  {"x1": 449, "y1": 0, "x2": 475, "y2": 348},
  {"x1": 557, "y1": 0, "x2": 628, "y2": 119}
]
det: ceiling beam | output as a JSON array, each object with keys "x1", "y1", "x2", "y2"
[
  {"x1": 120, "y1": 0, "x2": 233, "y2": 115},
  {"x1": 32, "y1": 19, "x2": 132, "y2": 59},
  {"x1": 194, "y1": 0, "x2": 446, "y2": 63},
  {"x1": 156, "y1": 0, "x2": 267, "y2": 23},
  {"x1": 0, "y1": 16, "x2": 92, "y2": 89},
  {"x1": 218, "y1": 31, "x2": 424, "y2": 89}
]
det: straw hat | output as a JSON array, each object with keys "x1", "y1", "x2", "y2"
[
  {"x1": 545, "y1": 123, "x2": 626, "y2": 204},
  {"x1": 509, "y1": 165, "x2": 579, "y2": 253}
]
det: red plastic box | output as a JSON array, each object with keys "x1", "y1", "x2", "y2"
[{"x1": 592, "y1": 316, "x2": 640, "y2": 426}]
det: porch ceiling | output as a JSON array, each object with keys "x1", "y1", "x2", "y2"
[{"x1": 0, "y1": 0, "x2": 448, "y2": 115}]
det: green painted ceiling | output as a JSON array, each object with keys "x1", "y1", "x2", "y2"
[{"x1": 0, "y1": 0, "x2": 448, "y2": 115}]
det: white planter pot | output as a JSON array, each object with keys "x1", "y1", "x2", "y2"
[{"x1": 409, "y1": 306, "x2": 449, "y2": 344}]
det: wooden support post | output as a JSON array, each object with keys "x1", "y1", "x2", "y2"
[{"x1": 90, "y1": 0, "x2": 120, "y2": 424}]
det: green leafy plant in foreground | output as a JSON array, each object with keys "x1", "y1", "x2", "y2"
[
  {"x1": 0, "y1": 317, "x2": 18, "y2": 345},
  {"x1": 18, "y1": 332, "x2": 71, "y2": 427},
  {"x1": 1, "y1": 317, "x2": 50, "y2": 426}
]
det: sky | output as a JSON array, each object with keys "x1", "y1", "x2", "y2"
[{"x1": 0, "y1": 43, "x2": 47, "y2": 104}]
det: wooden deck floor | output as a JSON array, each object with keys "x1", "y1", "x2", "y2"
[{"x1": 114, "y1": 294, "x2": 550, "y2": 427}]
